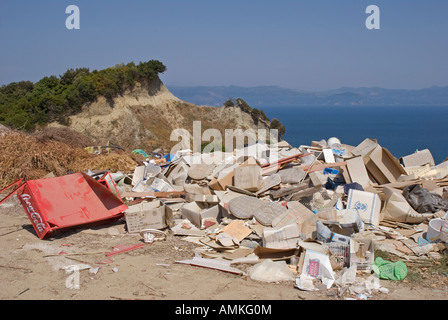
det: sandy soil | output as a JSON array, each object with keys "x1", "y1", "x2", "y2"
[{"x1": 1, "y1": 196, "x2": 447, "y2": 304}]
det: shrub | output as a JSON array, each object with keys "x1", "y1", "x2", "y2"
[{"x1": 0, "y1": 60, "x2": 167, "y2": 130}]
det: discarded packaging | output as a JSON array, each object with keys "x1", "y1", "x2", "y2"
[
  {"x1": 350, "y1": 239, "x2": 374, "y2": 273},
  {"x1": 298, "y1": 249, "x2": 335, "y2": 289},
  {"x1": 346, "y1": 189, "x2": 381, "y2": 226},
  {"x1": 249, "y1": 259, "x2": 295, "y2": 282},
  {"x1": 8, "y1": 129, "x2": 448, "y2": 299},
  {"x1": 175, "y1": 257, "x2": 244, "y2": 275},
  {"x1": 403, "y1": 184, "x2": 448, "y2": 214},
  {"x1": 181, "y1": 202, "x2": 223, "y2": 229},
  {"x1": 125, "y1": 200, "x2": 173, "y2": 233},
  {"x1": 140, "y1": 229, "x2": 167, "y2": 243}
]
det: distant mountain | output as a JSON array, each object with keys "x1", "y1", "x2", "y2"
[{"x1": 168, "y1": 85, "x2": 448, "y2": 107}]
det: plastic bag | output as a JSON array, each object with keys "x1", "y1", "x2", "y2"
[
  {"x1": 372, "y1": 257, "x2": 407, "y2": 281},
  {"x1": 403, "y1": 184, "x2": 448, "y2": 213},
  {"x1": 249, "y1": 259, "x2": 295, "y2": 282}
]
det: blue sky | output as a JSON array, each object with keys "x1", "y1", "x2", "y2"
[{"x1": 0, "y1": 0, "x2": 447, "y2": 90}]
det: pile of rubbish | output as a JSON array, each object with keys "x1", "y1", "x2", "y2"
[{"x1": 2, "y1": 136, "x2": 448, "y2": 299}]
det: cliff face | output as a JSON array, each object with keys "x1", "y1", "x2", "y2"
[{"x1": 59, "y1": 77, "x2": 271, "y2": 152}]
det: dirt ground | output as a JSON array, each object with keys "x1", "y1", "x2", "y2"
[{"x1": 1, "y1": 196, "x2": 447, "y2": 304}]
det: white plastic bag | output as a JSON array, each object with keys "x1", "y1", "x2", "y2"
[
  {"x1": 249, "y1": 259, "x2": 295, "y2": 282},
  {"x1": 301, "y1": 250, "x2": 335, "y2": 289}
]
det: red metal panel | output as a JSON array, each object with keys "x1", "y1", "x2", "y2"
[
  {"x1": 0, "y1": 178, "x2": 24, "y2": 205},
  {"x1": 17, "y1": 172, "x2": 128, "y2": 239}
]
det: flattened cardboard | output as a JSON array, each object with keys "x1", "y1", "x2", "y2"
[
  {"x1": 234, "y1": 163, "x2": 262, "y2": 191},
  {"x1": 183, "y1": 183, "x2": 212, "y2": 195},
  {"x1": 221, "y1": 220, "x2": 252, "y2": 242},
  {"x1": 277, "y1": 167, "x2": 305, "y2": 184},
  {"x1": 175, "y1": 257, "x2": 244, "y2": 275},
  {"x1": 271, "y1": 202, "x2": 314, "y2": 229},
  {"x1": 253, "y1": 201, "x2": 287, "y2": 226},
  {"x1": 171, "y1": 219, "x2": 206, "y2": 236},
  {"x1": 222, "y1": 247, "x2": 254, "y2": 260},
  {"x1": 346, "y1": 156, "x2": 372, "y2": 189},
  {"x1": 187, "y1": 163, "x2": 215, "y2": 180},
  {"x1": 381, "y1": 186, "x2": 433, "y2": 223},
  {"x1": 253, "y1": 246, "x2": 297, "y2": 261},
  {"x1": 256, "y1": 173, "x2": 281, "y2": 195},
  {"x1": 263, "y1": 223, "x2": 301, "y2": 249}
]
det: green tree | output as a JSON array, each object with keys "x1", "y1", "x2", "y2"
[
  {"x1": 270, "y1": 118, "x2": 286, "y2": 139},
  {"x1": 0, "y1": 59, "x2": 167, "y2": 130},
  {"x1": 236, "y1": 98, "x2": 252, "y2": 112},
  {"x1": 223, "y1": 98, "x2": 237, "y2": 107}
]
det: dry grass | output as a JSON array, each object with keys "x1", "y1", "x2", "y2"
[
  {"x1": 0, "y1": 130, "x2": 138, "y2": 189},
  {"x1": 33, "y1": 126, "x2": 94, "y2": 148}
]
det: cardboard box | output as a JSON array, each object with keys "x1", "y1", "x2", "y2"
[
  {"x1": 350, "y1": 238, "x2": 374, "y2": 273},
  {"x1": 209, "y1": 170, "x2": 234, "y2": 191},
  {"x1": 401, "y1": 149, "x2": 435, "y2": 167},
  {"x1": 346, "y1": 189, "x2": 381, "y2": 226},
  {"x1": 351, "y1": 138, "x2": 378, "y2": 157},
  {"x1": 181, "y1": 202, "x2": 223, "y2": 229},
  {"x1": 316, "y1": 220, "x2": 351, "y2": 245},
  {"x1": 319, "y1": 208, "x2": 365, "y2": 237},
  {"x1": 125, "y1": 200, "x2": 173, "y2": 233},
  {"x1": 364, "y1": 145, "x2": 407, "y2": 185}
]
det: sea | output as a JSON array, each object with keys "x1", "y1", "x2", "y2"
[{"x1": 261, "y1": 105, "x2": 448, "y2": 165}]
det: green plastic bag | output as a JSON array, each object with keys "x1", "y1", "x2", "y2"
[{"x1": 372, "y1": 257, "x2": 407, "y2": 281}]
